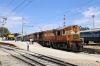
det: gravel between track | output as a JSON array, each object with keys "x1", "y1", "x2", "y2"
[
  {"x1": 0, "y1": 55, "x2": 31, "y2": 66},
  {"x1": 0, "y1": 47, "x2": 31, "y2": 66}
]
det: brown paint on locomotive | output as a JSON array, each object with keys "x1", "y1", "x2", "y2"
[
  {"x1": 43, "y1": 30, "x2": 54, "y2": 40},
  {"x1": 33, "y1": 25, "x2": 83, "y2": 51},
  {"x1": 26, "y1": 33, "x2": 34, "y2": 41},
  {"x1": 33, "y1": 33, "x2": 37, "y2": 41}
]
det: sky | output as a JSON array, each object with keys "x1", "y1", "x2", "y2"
[{"x1": 0, "y1": 0, "x2": 100, "y2": 35}]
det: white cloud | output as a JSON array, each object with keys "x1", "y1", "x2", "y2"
[
  {"x1": 44, "y1": 24, "x2": 53, "y2": 27},
  {"x1": 82, "y1": 6, "x2": 100, "y2": 18},
  {"x1": 73, "y1": 6, "x2": 100, "y2": 28},
  {"x1": 70, "y1": 8, "x2": 81, "y2": 12},
  {"x1": 38, "y1": 24, "x2": 54, "y2": 31},
  {"x1": 73, "y1": 18, "x2": 90, "y2": 25},
  {"x1": 0, "y1": 5, "x2": 31, "y2": 33},
  {"x1": 4, "y1": 16, "x2": 22, "y2": 28},
  {"x1": 0, "y1": 5, "x2": 22, "y2": 28}
]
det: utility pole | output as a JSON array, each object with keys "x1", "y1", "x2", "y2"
[
  {"x1": 22, "y1": 18, "x2": 34, "y2": 41},
  {"x1": 63, "y1": 15, "x2": 66, "y2": 28},
  {"x1": 0, "y1": 16, "x2": 7, "y2": 40},
  {"x1": 2, "y1": 17, "x2": 7, "y2": 40},
  {"x1": 22, "y1": 18, "x2": 24, "y2": 40},
  {"x1": 92, "y1": 15, "x2": 95, "y2": 29},
  {"x1": 2, "y1": 23, "x2": 4, "y2": 40}
]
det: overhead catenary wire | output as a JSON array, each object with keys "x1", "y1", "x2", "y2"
[
  {"x1": 49, "y1": 8, "x2": 95, "y2": 24},
  {"x1": 7, "y1": 0, "x2": 92, "y2": 22},
  {"x1": 24, "y1": 18, "x2": 38, "y2": 24},
  {"x1": 37, "y1": 0, "x2": 94, "y2": 26},
  {"x1": 20, "y1": 0, "x2": 94, "y2": 29},
  {"x1": 5, "y1": 0, "x2": 27, "y2": 17},
  {"x1": 8, "y1": 0, "x2": 33, "y2": 21},
  {"x1": 0, "y1": 0, "x2": 15, "y2": 15},
  {"x1": 6, "y1": 0, "x2": 93, "y2": 27},
  {"x1": 50, "y1": 5, "x2": 100, "y2": 26},
  {"x1": 25, "y1": 0, "x2": 93, "y2": 28},
  {"x1": 24, "y1": 0, "x2": 94, "y2": 29},
  {"x1": 43, "y1": 0, "x2": 93, "y2": 23}
]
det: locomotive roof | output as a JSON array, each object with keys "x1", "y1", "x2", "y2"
[
  {"x1": 80, "y1": 29, "x2": 100, "y2": 33},
  {"x1": 29, "y1": 25, "x2": 79, "y2": 34}
]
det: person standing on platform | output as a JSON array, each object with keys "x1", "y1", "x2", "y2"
[
  {"x1": 30, "y1": 38, "x2": 32, "y2": 44},
  {"x1": 15, "y1": 37, "x2": 16, "y2": 42},
  {"x1": 27, "y1": 41, "x2": 30, "y2": 51},
  {"x1": 32, "y1": 39, "x2": 34, "y2": 44}
]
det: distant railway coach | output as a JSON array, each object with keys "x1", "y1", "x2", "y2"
[
  {"x1": 35, "y1": 25, "x2": 83, "y2": 51},
  {"x1": 80, "y1": 29, "x2": 100, "y2": 44}
]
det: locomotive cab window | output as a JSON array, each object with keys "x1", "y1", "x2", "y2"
[
  {"x1": 53, "y1": 30, "x2": 56, "y2": 36},
  {"x1": 53, "y1": 31, "x2": 56, "y2": 36},
  {"x1": 63, "y1": 29, "x2": 65, "y2": 34},
  {"x1": 57, "y1": 30, "x2": 60, "y2": 35}
]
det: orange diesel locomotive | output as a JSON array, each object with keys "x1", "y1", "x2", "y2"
[{"x1": 34, "y1": 25, "x2": 83, "y2": 51}]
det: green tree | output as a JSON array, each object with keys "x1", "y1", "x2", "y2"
[
  {"x1": 0, "y1": 27, "x2": 11, "y2": 37},
  {"x1": 80, "y1": 27, "x2": 90, "y2": 31}
]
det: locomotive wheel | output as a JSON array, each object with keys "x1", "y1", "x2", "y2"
[
  {"x1": 46, "y1": 43, "x2": 50, "y2": 47},
  {"x1": 76, "y1": 44, "x2": 82, "y2": 51},
  {"x1": 71, "y1": 45, "x2": 74, "y2": 51},
  {"x1": 75, "y1": 44, "x2": 83, "y2": 52},
  {"x1": 77, "y1": 44, "x2": 83, "y2": 51},
  {"x1": 63, "y1": 45, "x2": 67, "y2": 50},
  {"x1": 71, "y1": 44, "x2": 77, "y2": 51}
]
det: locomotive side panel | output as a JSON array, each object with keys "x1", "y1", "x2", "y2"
[{"x1": 41, "y1": 30, "x2": 54, "y2": 46}]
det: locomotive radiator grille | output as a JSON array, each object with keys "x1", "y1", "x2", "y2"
[{"x1": 73, "y1": 34, "x2": 78, "y2": 39}]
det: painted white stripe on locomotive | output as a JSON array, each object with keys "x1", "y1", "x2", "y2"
[
  {"x1": 43, "y1": 30, "x2": 80, "y2": 37},
  {"x1": 65, "y1": 30, "x2": 80, "y2": 35}
]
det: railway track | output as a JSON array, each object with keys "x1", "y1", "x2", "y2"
[
  {"x1": 83, "y1": 43, "x2": 100, "y2": 54},
  {"x1": 0, "y1": 45, "x2": 76, "y2": 66},
  {"x1": 84, "y1": 43, "x2": 100, "y2": 46}
]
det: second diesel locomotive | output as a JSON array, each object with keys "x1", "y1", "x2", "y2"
[{"x1": 32, "y1": 25, "x2": 83, "y2": 51}]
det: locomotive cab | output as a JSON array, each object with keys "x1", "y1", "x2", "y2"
[{"x1": 69, "y1": 25, "x2": 83, "y2": 51}]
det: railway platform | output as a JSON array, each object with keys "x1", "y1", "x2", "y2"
[{"x1": 0, "y1": 41, "x2": 100, "y2": 66}]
